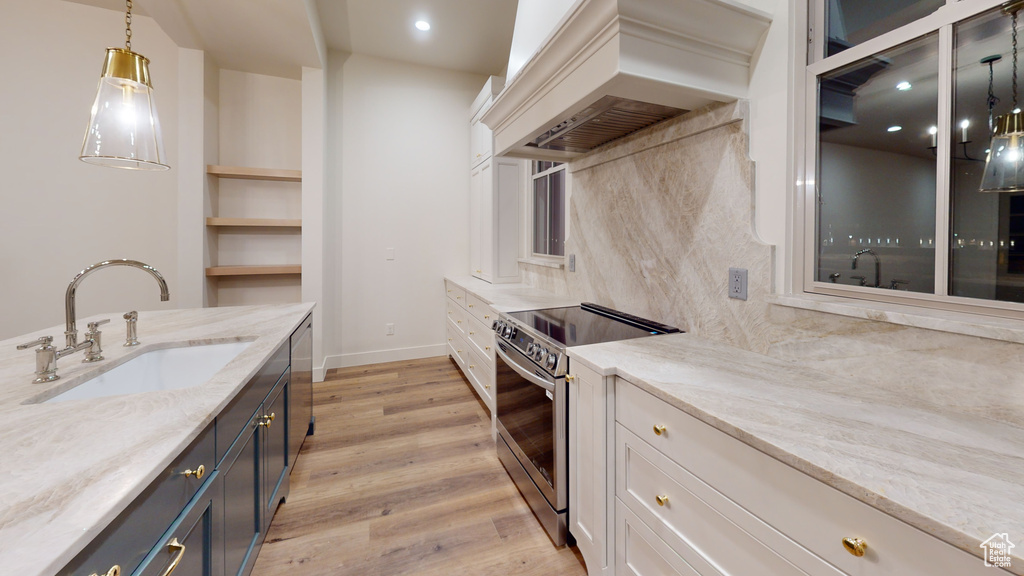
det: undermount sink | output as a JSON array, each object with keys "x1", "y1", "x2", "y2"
[{"x1": 44, "y1": 342, "x2": 252, "y2": 403}]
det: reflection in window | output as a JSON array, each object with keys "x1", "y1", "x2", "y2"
[
  {"x1": 826, "y1": 0, "x2": 943, "y2": 57},
  {"x1": 951, "y1": 8, "x2": 1024, "y2": 303},
  {"x1": 817, "y1": 34, "x2": 938, "y2": 292},
  {"x1": 532, "y1": 161, "x2": 566, "y2": 257}
]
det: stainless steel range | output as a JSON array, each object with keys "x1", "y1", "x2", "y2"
[{"x1": 492, "y1": 303, "x2": 679, "y2": 546}]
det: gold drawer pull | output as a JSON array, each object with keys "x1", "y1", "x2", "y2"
[
  {"x1": 161, "y1": 538, "x2": 186, "y2": 576},
  {"x1": 565, "y1": 374, "x2": 575, "y2": 382},
  {"x1": 485, "y1": 384, "x2": 491, "y2": 389},
  {"x1": 90, "y1": 566, "x2": 121, "y2": 576},
  {"x1": 655, "y1": 495, "x2": 669, "y2": 506},
  {"x1": 470, "y1": 331, "x2": 475, "y2": 335},
  {"x1": 485, "y1": 346, "x2": 491, "y2": 350},
  {"x1": 470, "y1": 364, "x2": 476, "y2": 369},
  {"x1": 182, "y1": 465, "x2": 205, "y2": 479},
  {"x1": 842, "y1": 537, "x2": 867, "y2": 557},
  {"x1": 468, "y1": 303, "x2": 474, "y2": 308},
  {"x1": 484, "y1": 314, "x2": 490, "y2": 319},
  {"x1": 447, "y1": 289, "x2": 451, "y2": 292},
  {"x1": 653, "y1": 424, "x2": 667, "y2": 436},
  {"x1": 258, "y1": 412, "x2": 276, "y2": 428},
  {"x1": 448, "y1": 338, "x2": 452, "y2": 342}
]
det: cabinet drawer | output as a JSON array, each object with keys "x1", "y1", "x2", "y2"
[
  {"x1": 616, "y1": 380, "x2": 1000, "y2": 576},
  {"x1": 446, "y1": 300, "x2": 467, "y2": 336},
  {"x1": 616, "y1": 498, "x2": 714, "y2": 576},
  {"x1": 465, "y1": 345, "x2": 494, "y2": 409},
  {"x1": 448, "y1": 327, "x2": 470, "y2": 373},
  {"x1": 465, "y1": 315, "x2": 495, "y2": 367},
  {"x1": 58, "y1": 424, "x2": 216, "y2": 576},
  {"x1": 445, "y1": 281, "x2": 466, "y2": 306},
  {"x1": 617, "y1": 424, "x2": 835, "y2": 576},
  {"x1": 217, "y1": 341, "x2": 288, "y2": 464},
  {"x1": 465, "y1": 292, "x2": 495, "y2": 327}
]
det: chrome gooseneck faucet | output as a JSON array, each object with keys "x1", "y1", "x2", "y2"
[
  {"x1": 65, "y1": 259, "x2": 170, "y2": 348},
  {"x1": 851, "y1": 249, "x2": 881, "y2": 288}
]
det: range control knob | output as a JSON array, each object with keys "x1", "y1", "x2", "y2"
[
  {"x1": 510, "y1": 327, "x2": 518, "y2": 339},
  {"x1": 504, "y1": 325, "x2": 513, "y2": 339},
  {"x1": 546, "y1": 353, "x2": 558, "y2": 369},
  {"x1": 537, "y1": 347, "x2": 548, "y2": 361},
  {"x1": 492, "y1": 320, "x2": 499, "y2": 331},
  {"x1": 526, "y1": 343, "x2": 535, "y2": 355}
]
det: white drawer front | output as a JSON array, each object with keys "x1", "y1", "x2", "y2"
[
  {"x1": 445, "y1": 281, "x2": 466, "y2": 306},
  {"x1": 447, "y1": 322, "x2": 470, "y2": 372},
  {"x1": 616, "y1": 380, "x2": 1001, "y2": 576},
  {"x1": 617, "y1": 499, "x2": 717, "y2": 576},
  {"x1": 446, "y1": 300, "x2": 467, "y2": 336},
  {"x1": 465, "y1": 292, "x2": 495, "y2": 327},
  {"x1": 465, "y1": 345, "x2": 495, "y2": 410},
  {"x1": 465, "y1": 315, "x2": 495, "y2": 367},
  {"x1": 617, "y1": 425, "x2": 819, "y2": 576}
]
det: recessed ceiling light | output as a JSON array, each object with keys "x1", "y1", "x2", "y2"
[
  {"x1": 415, "y1": 20, "x2": 431, "y2": 31},
  {"x1": 888, "y1": 125, "x2": 902, "y2": 132},
  {"x1": 896, "y1": 81, "x2": 912, "y2": 91}
]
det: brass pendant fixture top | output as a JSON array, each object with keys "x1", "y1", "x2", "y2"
[
  {"x1": 79, "y1": 0, "x2": 169, "y2": 171},
  {"x1": 980, "y1": 2, "x2": 1024, "y2": 191}
]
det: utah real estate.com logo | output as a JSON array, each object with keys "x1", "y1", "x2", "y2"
[{"x1": 981, "y1": 533, "x2": 1014, "y2": 569}]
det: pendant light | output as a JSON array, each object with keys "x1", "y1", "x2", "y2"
[
  {"x1": 79, "y1": 0, "x2": 169, "y2": 171},
  {"x1": 980, "y1": 2, "x2": 1024, "y2": 192}
]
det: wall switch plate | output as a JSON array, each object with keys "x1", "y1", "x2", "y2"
[
  {"x1": 569, "y1": 254, "x2": 576, "y2": 272},
  {"x1": 385, "y1": 323, "x2": 395, "y2": 335},
  {"x1": 729, "y1": 267, "x2": 748, "y2": 300}
]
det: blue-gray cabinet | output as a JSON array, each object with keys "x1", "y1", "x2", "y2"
[{"x1": 61, "y1": 314, "x2": 314, "y2": 576}]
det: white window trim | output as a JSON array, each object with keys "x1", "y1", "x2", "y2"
[
  {"x1": 521, "y1": 161, "x2": 571, "y2": 266},
  {"x1": 788, "y1": 0, "x2": 1024, "y2": 325}
]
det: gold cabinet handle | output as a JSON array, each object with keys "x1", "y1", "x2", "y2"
[
  {"x1": 89, "y1": 566, "x2": 121, "y2": 576},
  {"x1": 484, "y1": 314, "x2": 490, "y2": 319},
  {"x1": 653, "y1": 424, "x2": 667, "y2": 436},
  {"x1": 258, "y1": 412, "x2": 276, "y2": 428},
  {"x1": 468, "y1": 303, "x2": 474, "y2": 308},
  {"x1": 447, "y1": 289, "x2": 451, "y2": 292},
  {"x1": 470, "y1": 331, "x2": 475, "y2": 335},
  {"x1": 457, "y1": 349, "x2": 463, "y2": 353},
  {"x1": 655, "y1": 495, "x2": 669, "y2": 506},
  {"x1": 160, "y1": 538, "x2": 186, "y2": 576},
  {"x1": 842, "y1": 537, "x2": 867, "y2": 557},
  {"x1": 485, "y1": 346, "x2": 491, "y2": 350},
  {"x1": 565, "y1": 374, "x2": 575, "y2": 382},
  {"x1": 457, "y1": 320, "x2": 462, "y2": 324},
  {"x1": 182, "y1": 464, "x2": 205, "y2": 480},
  {"x1": 485, "y1": 384, "x2": 491, "y2": 389},
  {"x1": 470, "y1": 364, "x2": 476, "y2": 369},
  {"x1": 448, "y1": 338, "x2": 452, "y2": 342}
]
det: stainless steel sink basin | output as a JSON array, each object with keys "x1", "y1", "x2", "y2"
[{"x1": 44, "y1": 342, "x2": 252, "y2": 403}]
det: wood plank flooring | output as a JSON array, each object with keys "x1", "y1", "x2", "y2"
[{"x1": 250, "y1": 356, "x2": 588, "y2": 576}]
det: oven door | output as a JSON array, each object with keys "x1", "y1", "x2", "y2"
[{"x1": 494, "y1": 340, "x2": 566, "y2": 512}]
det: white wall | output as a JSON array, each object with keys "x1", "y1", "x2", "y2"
[
  {"x1": 326, "y1": 52, "x2": 483, "y2": 368},
  {"x1": 0, "y1": 0, "x2": 179, "y2": 340},
  {"x1": 506, "y1": 0, "x2": 579, "y2": 81}
]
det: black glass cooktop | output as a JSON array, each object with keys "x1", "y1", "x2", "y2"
[{"x1": 506, "y1": 303, "x2": 680, "y2": 348}]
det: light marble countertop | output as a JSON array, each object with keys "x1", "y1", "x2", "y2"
[
  {"x1": 568, "y1": 333, "x2": 1024, "y2": 573},
  {"x1": 0, "y1": 303, "x2": 314, "y2": 576},
  {"x1": 444, "y1": 276, "x2": 580, "y2": 311}
]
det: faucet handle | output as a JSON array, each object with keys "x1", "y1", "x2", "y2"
[
  {"x1": 87, "y1": 319, "x2": 111, "y2": 331},
  {"x1": 124, "y1": 311, "x2": 140, "y2": 347},
  {"x1": 17, "y1": 336, "x2": 53, "y2": 350},
  {"x1": 889, "y1": 279, "x2": 909, "y2": 290},
  {"x1": 849, "y1": 275, "x2": 867, "y2": 286}
]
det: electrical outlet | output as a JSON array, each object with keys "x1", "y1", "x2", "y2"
[
  {"x1": 386, "y1": 323, "x2": 395, "y2": 335},
  {"x1": 569, "y1": 254, "x2": 576, "y2": 272},
  {"x1": 729, "y1": 268, "x2": 748, "y2": 300}
]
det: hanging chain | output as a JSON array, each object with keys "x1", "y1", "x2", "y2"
[
  {"x1": 989, "y1": 59, "x2": 1000, "y2": 133},
  {"x1": 1013, "y1": 9, "x2": 1019, "y2": 110},
  {"x1": 124, "y1": 0, "x2": 133, "y2": 50}
]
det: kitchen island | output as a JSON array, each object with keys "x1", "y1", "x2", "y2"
[{"x1": 0, "y1": 303, "x2": 314, "y2": 576}]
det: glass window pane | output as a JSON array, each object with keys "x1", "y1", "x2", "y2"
[
  {"x1": 951, "y1": 8, "x2": 1024, "y2": 303},
  {"x1": 826, "y1": 0, "x2": 943, "y2": 58},
  {"x1": 534, "y1": 176, "x2": 549, "y2": 255},
  {"x1": 817, "y1": 34, "x2": 938, "y2": 293},
  {"x1": 550, "y1": 171, "x2": 565, "y2": 256}
]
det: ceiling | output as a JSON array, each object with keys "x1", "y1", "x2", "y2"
[{"x1": 63, "y1": 0, "x2": 518, "y2": 79}]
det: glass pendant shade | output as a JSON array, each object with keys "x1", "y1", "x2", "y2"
[
  {"x1": 980, "y1": 111, "x2": 1024, "y2": 192},
  {"x1": 80, "y1": 48, "x2": 168, "y2": 171}
]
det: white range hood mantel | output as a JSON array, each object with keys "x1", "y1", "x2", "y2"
[{"x1": 482, "y1": 0, "x2": 772, "y2": 161}]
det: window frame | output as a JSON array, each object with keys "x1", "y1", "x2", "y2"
[
  {"x1": 794, "y1": 0, "x2": 1024, "y2": 319},
  {"x1": 525, "y1": 161, "x2": 570, "y2": 262}
]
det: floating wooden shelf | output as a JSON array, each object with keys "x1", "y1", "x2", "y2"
[
  {"x1": 207, "y1": 165, "x2": 302, "y2": 182},
  {"x1": 206, "y1": 217, "x2": 302, "y2": 228},
  {"x1": 205, "y1": 265, "x2": 302, "y2": 277}
]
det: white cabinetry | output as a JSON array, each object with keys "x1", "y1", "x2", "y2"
[
  {"x1": 610, "y1": 380, "x2": 1004, "y2": 576},
  {"x1": 568, "y1": 363, "x2": 615, "y2": 575},
  {"x1": 469, "y1": 77, "x2": 523, "y2": 284},
  {"x1": 445, "y1": 281, "x2": 497, "y2": 427}
]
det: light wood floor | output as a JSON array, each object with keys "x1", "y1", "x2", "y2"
[{"x1": 250, "y1": 356, "x2": 588, "y2": 576}]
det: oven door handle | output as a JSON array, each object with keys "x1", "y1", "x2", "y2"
[{"x1": 496, "y1": 344, "x2": 556, "y2": 393}]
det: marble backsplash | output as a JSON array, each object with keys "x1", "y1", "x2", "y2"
[{"x1": 521, "y1": 101, "x2": 1024, "y2": 428}]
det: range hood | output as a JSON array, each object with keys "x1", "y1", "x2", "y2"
[{"x1": 481, "y1": 0, "x2": 772, "y2": 161}]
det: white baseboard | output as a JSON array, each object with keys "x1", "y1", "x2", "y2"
[{"x1": 323, "y1": 343, "x2": 448, "y2": 370}]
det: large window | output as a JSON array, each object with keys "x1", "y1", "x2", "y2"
[
  {"x1": 532, "y1": 161, "x2": 566, "y2": 257},
  {"x1": 805, "y1": 0, "x2": 1024, "y2": 313}
]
